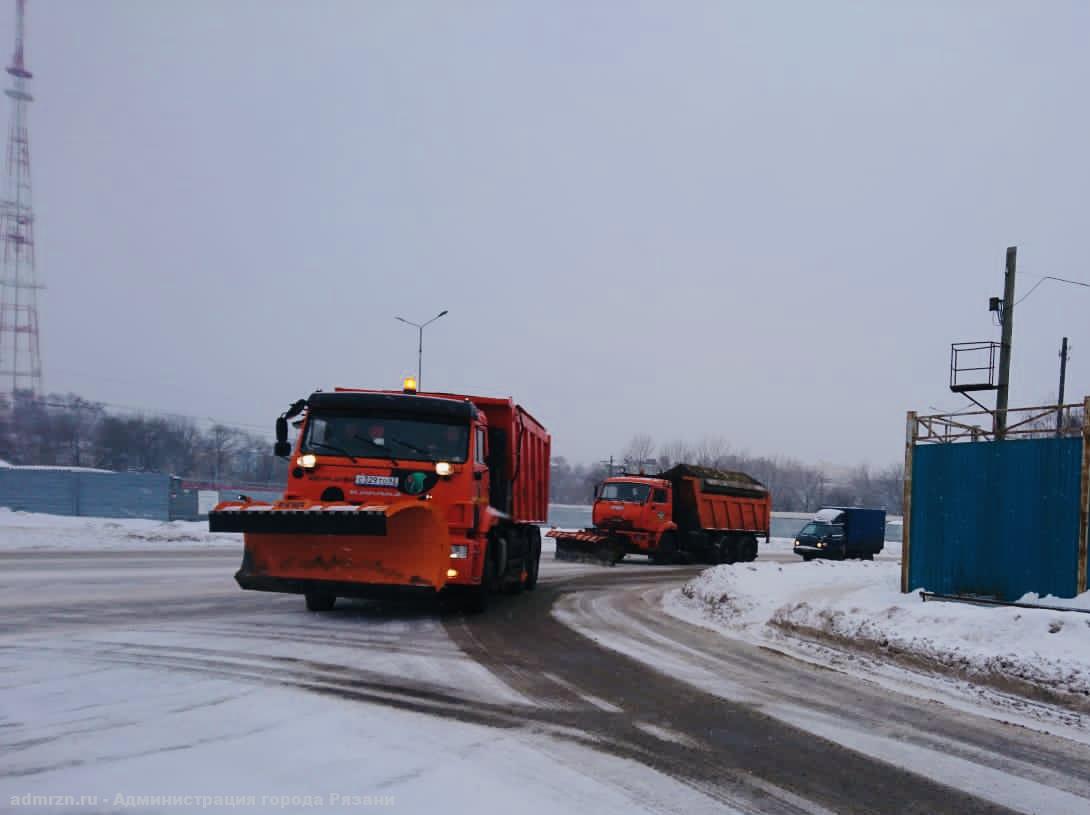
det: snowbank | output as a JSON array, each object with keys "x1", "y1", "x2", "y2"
[
  {"x1": 0, "y1": 508, "x2": 241, "y2": 551},
  {"x1": 667, "y1": 560, "x2": 1090, "y2": 707}
]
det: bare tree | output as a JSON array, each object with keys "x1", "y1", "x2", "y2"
[
  {"x1": 692, "y1": 435, "x2": 731, "y2": 467},
  {"x1": 622, "y1": 434, "x2": 656, "y2": 472},
  {"x1": 657, "y1": 440, "x2": 692, "y2": 470}
]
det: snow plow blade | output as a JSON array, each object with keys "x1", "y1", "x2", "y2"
[
  {"x1": 212, "y1": 499, "x2": 453, "y2": 592},
  {"x1": 547, "y1": 528, "x2": 623, "y2": 566}
]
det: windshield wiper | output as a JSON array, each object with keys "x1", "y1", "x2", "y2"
[
  {"x1": 307, "y1": 441, "x2": 357, "y2": 463},
  {"x1": 385, "y1": 436, "x2": 435, "y2": 460},
  {"x1": 352, "y1": 434, "x2": 400, "y2": 466}
]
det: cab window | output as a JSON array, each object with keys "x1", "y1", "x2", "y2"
[
  {"x1": 600, "y1": 483, "x2": 651, "y2": 503},
  {"x1": 652, "y1": 488, "x2": 668, "y2": 503},
  {"x1": 474, "y1": 427, "x2": 486, "y2": 464}
]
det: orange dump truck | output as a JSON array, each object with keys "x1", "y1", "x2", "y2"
[
  {"x1": 549, "y1": 464, "x2": 770, "y2": 565},
  {"x1": 209, "y1": 380, "x2": 550, "y2": 612}
]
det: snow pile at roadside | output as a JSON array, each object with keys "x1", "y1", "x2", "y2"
[
  {"x1": 666, "y1": 560, "x2": 1090, "y2": 703},
  {"x1": 0, "y1": 508, "x2": 241, "y2": 551}
]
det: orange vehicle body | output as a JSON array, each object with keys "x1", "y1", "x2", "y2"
[
  {"x1": 210, "y1": 386, "x2": 550, "y2": 610},
  {"x1": 550, "y1": 464, "x2": 770, "y2": 565}
]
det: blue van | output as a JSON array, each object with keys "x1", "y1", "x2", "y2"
[{"x1": 793, "y1": 507, "x2": 885, "y2": 561}]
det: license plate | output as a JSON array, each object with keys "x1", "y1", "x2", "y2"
[{"x1": 355, "y1": 474, "x2": 398, "y2": 487}]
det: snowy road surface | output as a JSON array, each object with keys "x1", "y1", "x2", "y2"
[{"x1": 2, "y1": 546, "x2": 1089, "y2": 815}]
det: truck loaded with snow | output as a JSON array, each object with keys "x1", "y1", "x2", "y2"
[
  {"x1": 209, "y1": 379, "x2": 550, "y2": 612},
  {"x1": 549, "y1": 464, "x2": 770, "y2": 565},
  {"x1": 793, "y1": 506, "x2": 885, "y2": 561}
]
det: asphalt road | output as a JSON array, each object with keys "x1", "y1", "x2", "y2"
[{"x1": 2, "y1": 548, "x2": 1088, "y2": 814}]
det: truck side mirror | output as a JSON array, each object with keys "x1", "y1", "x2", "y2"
[
  {"x1": 274, "y1": 398, "x2": 306, "y2": 458},
  {"x1": 274, "y1": 415, "x2": 291, "y2": 459}
]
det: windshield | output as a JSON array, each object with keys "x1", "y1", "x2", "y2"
[
  {"x1": 302, "y1": 413, "x2": 469, "y2": 463},
  {"x1": 599, "y1": 482, "x2": 652, "y2": 503},
  {"x1": 799, "y1": 522, "x2": 833, "y2": 537}
]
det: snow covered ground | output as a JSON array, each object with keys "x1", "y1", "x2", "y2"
[
  {"x1": 0, "y1": 508, "x2": 241, "y2": 550},
  {"x1": 2, "y1": 642, "x2": 726, "y2": 815},
  {"x1": 667, "y1": 556, "x2": 1090, "y2": 707},
  {"x1": 0, "y1": 509, "x2": 569, "y2": 554},
  {"x1": 0, "y1": 525, "x2": 727, "y2": 814}
]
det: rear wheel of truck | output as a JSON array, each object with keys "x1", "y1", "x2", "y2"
[
  {"x1": 741, "y1": 535, "x2": 758, "y2": 562},
  {"x1": 304, "y1": 591, "x2": 336, "y2": 612},
  {"x1": 524, "y1": 527, "x2": 541, "y2": 591},
  {"x1": 501, "y1": 530, "x2": 524, "y2": 595}
]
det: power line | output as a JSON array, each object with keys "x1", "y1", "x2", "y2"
[{"x1": 1013, "y1": 275, "x2": 1090, "y2": 307}]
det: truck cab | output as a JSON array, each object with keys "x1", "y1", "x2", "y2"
[
  {"x1": 284, "y1": 390, "x2": 488, "y2": 547},
  {"x1": 592, "y1": 477, "x2": 674, "y2": 543}
]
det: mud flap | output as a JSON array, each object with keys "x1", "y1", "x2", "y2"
[{"x1": 231, "y1": 501, "x2": 452, "y2": 590}]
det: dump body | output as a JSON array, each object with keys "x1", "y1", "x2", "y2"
[
  {"x1": 551, "y1": 463, "x2": 771, "y2": 565},
  {"x1": 793, "y1": 506, "x2": 885, "y2": 560},
  {"x1": 210, "y1": 386, "x2": 549, "y2": 610}
]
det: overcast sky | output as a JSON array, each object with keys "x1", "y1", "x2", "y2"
[{"x1": 10, "y1": 0, "x2": 1088, "y2": 466}]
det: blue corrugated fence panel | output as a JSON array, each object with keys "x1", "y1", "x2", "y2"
[
  {"x1": 0, "y1": 469, "x2": 79, "y2": 515},
  {"x1": 909, "y1": 437, "x2": 1082, "y2": 600},
  {"x1": 79, "y1": 472, "x2": 172, "y2": 520}
]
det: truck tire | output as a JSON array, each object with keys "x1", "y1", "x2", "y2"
[
  {"x1": 650, "y1": 531, "x2": 677, "y2": 564},
  {"x1": 464, "y1": 549, "x2": 497, "y2": 613},
  {"x1": 720, "y1": 537, "x2": 738, "y2": 565},
  {"x1": 305, "y1": 591, "x2": 336, "y2": 612},
  {"x1": 505, "y1": 533, "x2": 526, "y2": 595},
  {"x1": 741, "y1": 535, "x2": 758, "y2": 562},
  {"x1": 524, "y1": 527, "x2": 541, "y2": 590}
]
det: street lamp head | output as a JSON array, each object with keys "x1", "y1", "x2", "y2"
[{"x1": 437, "y1": 309, "x2": 448, "y2": 318}]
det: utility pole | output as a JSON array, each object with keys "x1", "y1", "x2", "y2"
[
  {"x1": 994, "y1": 246, "x2": 1017, "y2": 439},
  {"x1": 1057, "y1": 336, "x2": 1069, "y2": 436}
]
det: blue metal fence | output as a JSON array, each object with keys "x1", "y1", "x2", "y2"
[
  {"x1": 907, "y1": 436, "x2": 1085, "y2": 600},
  {"x1": 0, "y1": 469, "x2": 175, "y2": 520}
]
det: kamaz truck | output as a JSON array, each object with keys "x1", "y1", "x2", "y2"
[
  {"x1": 209, "y1": 379, "x2": 550, "y2": 612},
  {"x1": 549, "y1": 464, "x2": 771, "y2": 565}
]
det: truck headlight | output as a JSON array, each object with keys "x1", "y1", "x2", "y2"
[
  {"x1": 297, "y1": 453, "x2": 317, "y2": 469},
  {"x1": 450, "y1": 544, "x2": 468, "y2": 559},
  {"x1": 793, "y1": 539, "x2": 800, "y2": 547},
  {"x1": 817, "y1": 541, "x2": 826, "y2": 548},
  {"x1": 435, "y1": 461, "x2": 453, "y2": 476}
]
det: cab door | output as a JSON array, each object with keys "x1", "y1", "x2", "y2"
[{"x1": 646, "y1": 487, "x2": 672, "y2": 532}]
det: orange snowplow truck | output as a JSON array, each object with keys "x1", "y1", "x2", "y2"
[
  {"x1": 209, "y1": 380, "x2": 550, "y2": 612},
  {"x1": 549, "y1": 464, "x2": 770, "y2": 566}
]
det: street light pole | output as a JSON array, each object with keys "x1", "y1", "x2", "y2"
[{"x1": 395, "y1": 310, "x2": 448, "y2": 390}]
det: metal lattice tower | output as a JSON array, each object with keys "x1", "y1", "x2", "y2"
[{"x1": 0, "y1": 0, "x2": 40, "y2": 399}]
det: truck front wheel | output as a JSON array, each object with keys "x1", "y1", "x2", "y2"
[
  {"x1": 651, "y1": 531, "x2": 679, "y2": 564},
  {"x1": 464, "y1": 551, "x2": 497, "y2": 613}
]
